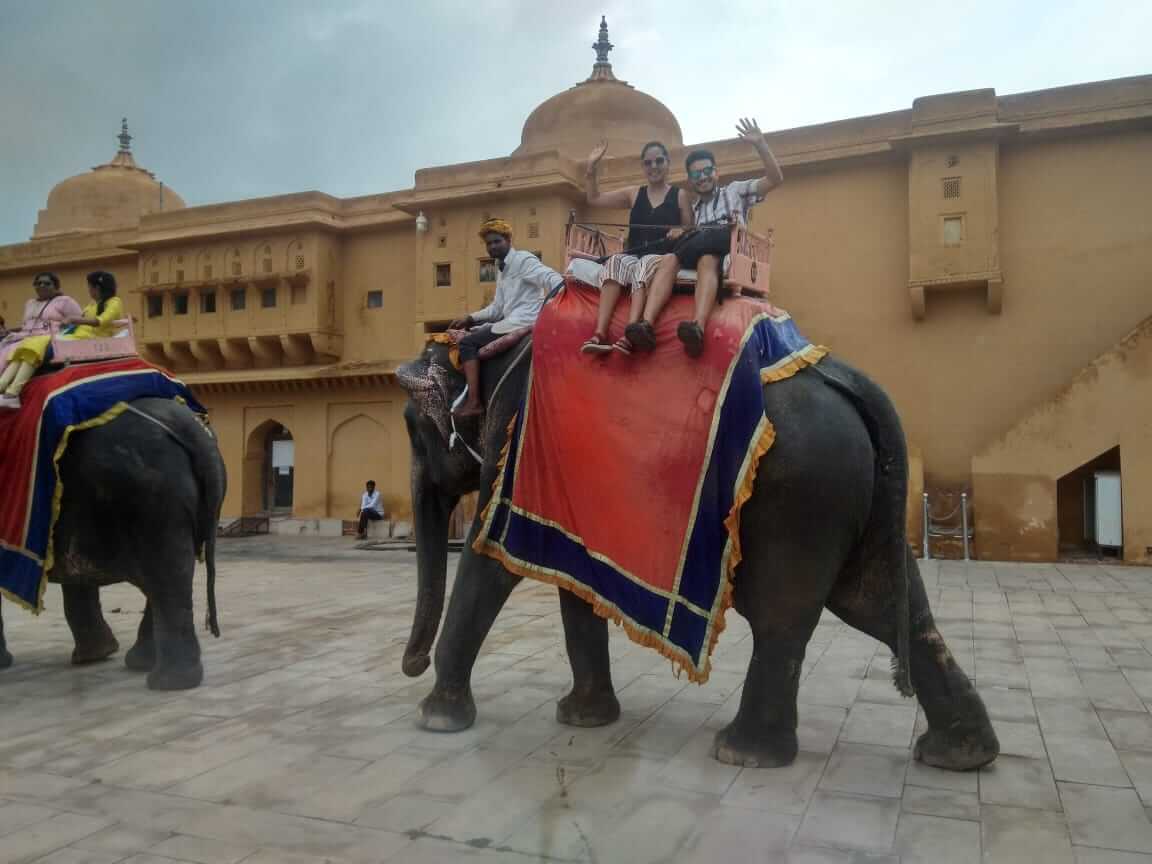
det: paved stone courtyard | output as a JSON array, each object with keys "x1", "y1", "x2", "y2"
[{"x1": 3, "y1": 538, "x2": 1152, "y2": 863}]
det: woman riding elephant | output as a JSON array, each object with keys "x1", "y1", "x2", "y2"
[
  {"x1": 580, "y1": 140, "x2": 693, "y2": 355},
  {"x1": 397, "y1": 341, "x2": 999, "y2": 771},
  {"x1": 0, "y1": 272, "x2": 83, "y2": 370},
  {"x1": 0, "y1": 271, "x2": 123, "y2": 409}
]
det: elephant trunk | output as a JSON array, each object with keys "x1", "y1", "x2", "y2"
[{"x1": 402, "y1": 469, "x2": 457, "y2": 677}]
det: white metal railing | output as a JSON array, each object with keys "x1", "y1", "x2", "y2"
[{"x1": 922, "y1": 491, "x2": 972, "y2": 561}]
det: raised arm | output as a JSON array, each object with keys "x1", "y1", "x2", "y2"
[
  {"x1": 584, "y1": 141, "x2": 635, "y2": 210},
  {"x1": 736, "y1": 118, "x2": 784, "y2": 198}
]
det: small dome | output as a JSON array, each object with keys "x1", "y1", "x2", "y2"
[
  {"x1": 513, "y1": 19, "x2": 683, "y2": 160},
  {"x1": 33, "y1": 119, "x2": 185, "y2": 239}
]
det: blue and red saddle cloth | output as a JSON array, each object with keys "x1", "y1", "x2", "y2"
[
  {"x1": 0, "y1": 359, "x2": 202, "y2": 612},
  {"x1": 474, "y1": 279, "x2": 827, "y2": 682}
]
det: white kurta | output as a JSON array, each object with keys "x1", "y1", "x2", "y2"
[{"x1": 469, "y1": 249, "x2": 564, "y2": 334}]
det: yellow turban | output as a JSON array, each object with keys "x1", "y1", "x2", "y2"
[{"x1": 478, "y1": 218, "x2": 513, "y2": 240}]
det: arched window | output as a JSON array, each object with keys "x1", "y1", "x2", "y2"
[
  {"x1": 227, "y1": 248, "x2": 243, "y2": 278},
  {"x1": 286, "y1": 239, "x2": 306, "y2": 272},
  {"x1": 196, "y1": 249, "x2": 214, "y2": 281}
]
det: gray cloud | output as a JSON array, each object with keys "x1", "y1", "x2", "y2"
[{"x1": 1, "y1": 0, "x2": 1148, "y2": 243}]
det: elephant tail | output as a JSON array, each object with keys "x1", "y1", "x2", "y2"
[
  {"x1": 813, "y1": 360, "x2": 915, "y2": 697},
  {"x1": 203, "y1": 530, "x2": 220, "y2": 638}
]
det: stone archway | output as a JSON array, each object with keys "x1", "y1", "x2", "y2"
[
  {"x1": 243, "y1": 420, "x2": 295, "y2": 516},
  {"x1": 328, "y1": 413, "x2": 389, "y2": 520}
]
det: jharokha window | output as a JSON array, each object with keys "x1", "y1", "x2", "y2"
[
  {"x1": 173, "y1": 293, "x2": 189, "y2": 315},
  {"x1": 146, "y1": 294, "x2": 163, "y2": 318},
  {"x1": 435, "y1": 263, "x2": 451, "y2": 287},
  {"x1": 231, "y1": 287, "x2": 246, "y2": 311},
  {"x1": 200, "y1": 291, "x2": 217, "y2": 314}
]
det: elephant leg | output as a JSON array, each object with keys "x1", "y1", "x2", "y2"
[
  {"x1": 826, "y1": 548, "x2": 998, "y2": 771},
  {"x1": 556, "y1": 588, "x2": 620, "y2": 727},
  {"x1": 713, "y1": 608, "x2": 824, "y2": 768},
  {"x1": 418, "y1": 549, "x2": 520, "y2": 732},
  {"x1": 61, "y1": 584, "x2": 119, "y2": 664},
  {"x1": 0, "y1": 597, "x2": 12, "y2": 669},
  {"x1": 124, "y1": 602, "x2": 156, "y2": 671},
  {"x1": 144, "y1": 565, "x2": 203, "y2": 691},
  {"x1": 712, "y1": 502, "x2": 833, "y2": 767}
]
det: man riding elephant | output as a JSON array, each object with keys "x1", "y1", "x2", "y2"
[{"x1": 449, "y1": 218, "x2": 563, "y2": 418}]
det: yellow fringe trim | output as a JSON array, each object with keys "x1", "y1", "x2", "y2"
[
  {"x1": 0, "y1": 401, "x2": 132, "y2": 614},
  {"x1": 761, "y1": 344, "x2": 829, "y2": 384}
]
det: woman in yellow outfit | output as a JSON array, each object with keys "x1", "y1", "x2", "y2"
[{"x1": 0, "y1": 271, "x2": 123, "y2": 409}]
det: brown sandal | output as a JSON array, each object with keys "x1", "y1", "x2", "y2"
[
  {"x1": 612, "y1": 337, "x2": 634, "y2": 356},
  {"x1": 580, "y1": 334, "x2": 613, "y2": 355}
]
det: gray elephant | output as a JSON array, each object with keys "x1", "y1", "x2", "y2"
[
  {"x1": 397, "y1": 340, "x2": 999, "y2": 771},
  {"x1": 0, "y1": 397, "x2": 225, "y2": 690}
]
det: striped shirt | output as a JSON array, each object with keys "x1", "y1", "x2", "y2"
[{"x1": 692, "y1": 179, "x2": 764, "y2": 227}]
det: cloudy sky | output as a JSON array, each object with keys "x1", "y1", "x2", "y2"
[{"x1": 1, "y1": 0, "x2": 1148, "y2": 244}]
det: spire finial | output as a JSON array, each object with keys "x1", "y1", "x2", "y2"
[
  {"x1": 117, "y1": 118, "x2": 132, "y2": 153},
  {"x1": 588, "y1": 16, "x2": 617, "y2": 81}
]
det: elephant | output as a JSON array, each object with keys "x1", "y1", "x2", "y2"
[
  {"x1": 397, "y1": 336, "x2": 1000, "y2": 772},
  {"x1": 0, "y1": 397, "x2": 226, "y2": 690}
]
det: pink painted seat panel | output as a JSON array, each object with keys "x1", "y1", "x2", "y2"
[{"x1": 48, "y1": 319, "x2": 139, "y2": 363}]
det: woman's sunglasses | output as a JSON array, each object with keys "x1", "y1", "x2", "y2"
[{"x1": 642, "y1": 156, "x2": 667, "y2": 168}]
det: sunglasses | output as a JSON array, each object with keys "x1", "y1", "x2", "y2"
[
  {"x1": 642, "y1": 156, "x2": 667, "y2": 168},
  {"x1": 688, "y1": 166, "x2": 716, "y2": 180}
]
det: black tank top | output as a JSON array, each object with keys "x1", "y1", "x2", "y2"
[{"x1": 626, "y1": 186, "x2": 681, "y2": 254}]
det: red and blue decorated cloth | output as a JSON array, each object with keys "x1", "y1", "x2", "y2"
[
  {"x1": 473, "y1": 279, "x2": 827, "y2": 682},
  {"x1": 0, "y1": 359, "x2": 203, "y2": 612}
]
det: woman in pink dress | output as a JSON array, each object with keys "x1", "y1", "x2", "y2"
[{"x1": 0, "y1": 273, "x2": 84, "y2": 367}]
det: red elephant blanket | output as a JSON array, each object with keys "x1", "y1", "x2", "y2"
[{"x1": 473, "y1": 279, "x2": 827, "y2": 682}]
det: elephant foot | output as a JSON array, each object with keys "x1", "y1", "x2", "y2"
[
  {"x1": 914, "y1": 723, "x2": 999, "y2": 771},
  {"x1": 556, "y1": 687, "x2": 621, "y2": 728},
  {"x1": 71, "y1": 626, "x2": 119, "y2": 665},
  {"x1": 712, "y1": 723, "x2": 798, "y2": 768},
  {"x1": 146, "y1": 661, "x2": 204, "y2": 691},
  {"x1": 417, "y1": 685, "x2": 476, "y2": 732},
  {"x1": 0, "y1": 646, "x2": 12, "y2": 669},
  {"x1": 124, "y1": 639, "x2": 156, "y2": 672}
]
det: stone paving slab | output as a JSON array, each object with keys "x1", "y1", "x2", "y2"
[{"x1": 2, "y1": 538, "x2": 1152, "y2": 862}]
